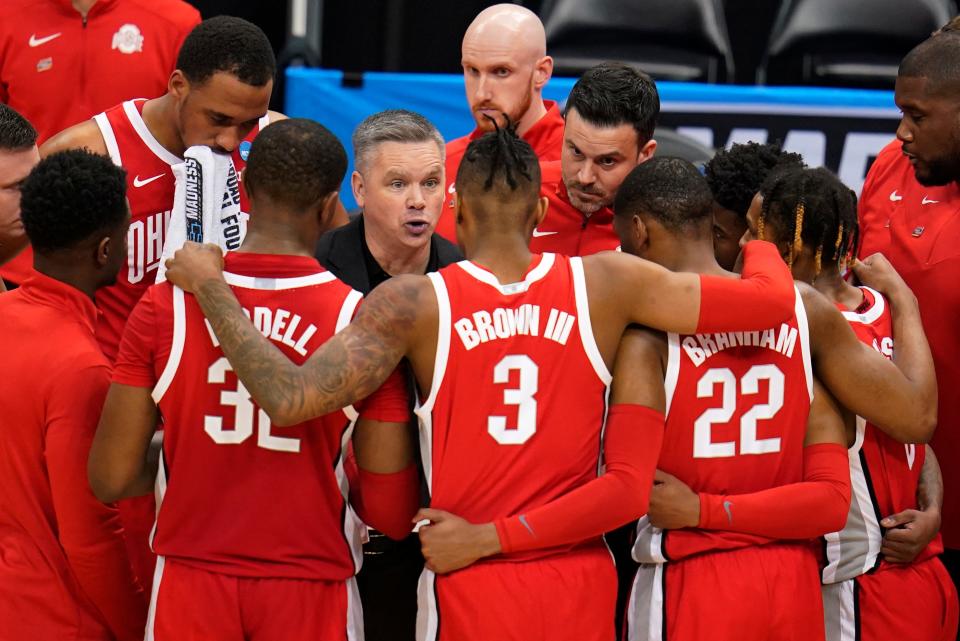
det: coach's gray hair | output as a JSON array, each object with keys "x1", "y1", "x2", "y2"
[{"x1": 352, "y1": 109, "x2": 445, "y2": 173}]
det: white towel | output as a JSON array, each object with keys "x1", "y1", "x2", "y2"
[{"x1": 156, "y1": 146, "x2": 246, "y2": 282}]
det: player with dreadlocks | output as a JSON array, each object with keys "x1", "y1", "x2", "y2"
[
  {"x1": 161, "y1": 120, "x2": 801, "y2": 639},
  {"x1": 743, "y1": 166, "x2": 957, "y2": 641},
  {"x1": 704, "y1": 142, "x2": 805, "y2": 270}
]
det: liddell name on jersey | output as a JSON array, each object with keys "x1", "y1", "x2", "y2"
[
  {"x1": 203, "y1": 306, "x2": 317, "y2": 356},
  {"x1": 454, "y1": 304, "x2": 575, "y2": 350},
  {"x1": 683, "y1": 323, "x2": 799, "y2": 367}
]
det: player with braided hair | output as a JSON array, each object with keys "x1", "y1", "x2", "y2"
[
  {"x1": 744, "y1": 166, "x2": 957, "y2": 641},
  {"x1": 162, "y1": 122, "x2": 801, "y2": 640}
]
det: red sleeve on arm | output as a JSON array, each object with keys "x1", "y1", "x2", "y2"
[
  {"x1": 495, "y1": 404, "x2": 664, "y2": 554},
  {"x1": 698, "y1": 442, "x2": 851, "y2": 539},
  {"x1": 46, "y1": 363, "x2": 148, "y2": 641},
  {"x1": 112, "y1": 290, "x2": 158, "y2": 388},
  {"x1": 346, "y1": 446, "x2": 419, "y2": 541},
  {"x1": 354, "y1": 366, "x2": 411, "y2": 423},
  {"x1": 697, "y1": 240, "x2": 795, "y2": 333}
]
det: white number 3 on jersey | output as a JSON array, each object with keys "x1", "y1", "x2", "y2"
[{"x1": 488, "y1": 354, "x2": 539, "y2": 445}]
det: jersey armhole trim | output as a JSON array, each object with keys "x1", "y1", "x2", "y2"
[
  {"x1": 93, "y1": 113, "x2": 123, "y2": 167},
  {"x1": 840, "y1": 286, "x2": 886, "y2": 325},
  {"x1": 569, "y1": 256, "x2": 612, "y2": 385},
  {"x1": 124, "y1": 100, "x2": 182, "y2": 167},
  {"x1": 794, "y1": 285, "x2": 814, "y2": 402},
  {"x1": 337, "y1": 289, "x2": 364, "y2": 421},
  {"x1": 152, "y1": 286, "x2": 186, "y2": 403},
  {"x1": 664, "y1": 333, "x2": 681, "y2": 416},
  {"x1": 415, "y1": 272, "x2": 450, "y2": 414}
]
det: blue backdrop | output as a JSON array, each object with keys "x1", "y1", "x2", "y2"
[{"x1": 285, "y1": 68, "x2": 900, "y2": 208}]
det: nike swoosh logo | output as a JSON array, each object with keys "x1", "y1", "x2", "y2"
[
  {"x1": 889, "y1": 190, "x2": 903, "y2": 202},
  {"x1": 532, "y1": 229, "x2": 558, "y2": 238},
  {"x1": 518, "y1": 514, "x2": 536, "y2": 536},
  {"x1": 922, "y1": 196, "x2": 939, "y2": 205},
  {"x1": 723, "y1": 500, "x2": 734, "y2": 524},
  {"x1": 448, "y1": 183, "x2": 457, "y2": 194},
  {"x1": 29, "y1": 33, "x2": 62, "y2": 47},
  {"x1": 133, "y1": 174, "x2": 165, "y2": 188}
]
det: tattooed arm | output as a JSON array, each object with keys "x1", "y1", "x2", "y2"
[{"x1": 164, "y1": 242, "x2": 433, "y2": 426}]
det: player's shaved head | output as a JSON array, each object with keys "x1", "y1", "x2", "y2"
[
  {"x1": 463, "y1": 4, "x2": 546, "y2": 63},
  {"x1": 899, "y1": 34, "x2": 960, "y2": 95},
  {"x1": 460, "y1": 4, "x2": 553, "y2": 134},
  {"x1": 615, "y1": 157, "x2": 714, "y2": 235}
]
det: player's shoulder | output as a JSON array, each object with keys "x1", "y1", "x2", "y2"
[
  {"x1": 40, "y1": 119, "x2": 107, "y2": 158},
  {"x1": 121, "y1": 0, "x2": 201, "y2": 30}
]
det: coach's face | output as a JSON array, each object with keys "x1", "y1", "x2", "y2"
[
  {"x1": 895, "y1": 75, "x2": 960, "y2": 186},
  {"x1": 353, "y1": 140, "x2": 444, "y2": 250},
  {"x1": 172, "y1": 71, "x2": 272, "y2": 154},
  {"x1": 561, "y1": 108, "x2": 656, "y2": 215}
]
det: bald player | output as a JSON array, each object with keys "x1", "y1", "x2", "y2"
[
  {"x1": 436, "y1": 3, "x2": 562, "y2": 241},
  {"x1": 161, "y1": 128, "x2": 800, "y2": 640}
]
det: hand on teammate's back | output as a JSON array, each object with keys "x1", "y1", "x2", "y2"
[
  {"x1": 647, "y1": 470, "x2": 700, "y2": 530},
  {"x1": 163, "y1": 242, "x2": 225, "y2": 293},
  {"x1": 852, "y1": 253, "x2": 912, "y2": 301},
  {"x1": 881, "y1": 508, "x2": 942, "y2": 564},
  {"x1": 415, "y1": 508, "x2": 502, "y2": 574}
]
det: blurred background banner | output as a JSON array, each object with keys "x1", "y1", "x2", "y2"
[{"x1": 286, "y1": 68, "x2": 899, "y2": 208}]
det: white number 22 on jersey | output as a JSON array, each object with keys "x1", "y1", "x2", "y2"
[
  {"x1": 488, "y1": 354, "x2": 538, "y2": 445},
  {"x1": 205, "y1": 357, "x2": 301, "y2": 453},
  {"x1": 694, "y1": 364, "x2": 784, "y2": 458}
]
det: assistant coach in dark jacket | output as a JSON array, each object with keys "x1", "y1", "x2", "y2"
[{"x1": 315, "y1": 109, "x2": 461, "y2": 641}]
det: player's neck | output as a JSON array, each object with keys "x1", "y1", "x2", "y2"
[
  {"x1": 239, "y1": 224, "x2": 315, "y2": 259},
  {"x1": 143, "y1": 96, "x2": 187, "y2": 159},
  {"x1": 659, "y1": 242, "x2": 729, "y2": 277},
  {"x1": 468, "y1": 236, "x2": 535, "y2": 283},
  {"x1": 516, "y1": 98, "x2": 548, "y2": 138},
  {"x1": 72, "y1": 0, "x2": 97, "y2": 17},
  {"x1": 813, "y1": 268, "x2": 863, "y2": 310},
  {"x1": 32, "y1": 257, "x2": 97, "y2": 301}
]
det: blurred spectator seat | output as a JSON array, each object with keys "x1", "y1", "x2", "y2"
[
  {"x1": 654, "y1": 127, "x2": 715, "y2": 168},
  {"x1": 759, "y1": 0, "x2": 957, "y2": 88},
  {"x1": 541, "y1": 0, "x2": 734, "y2": 83}
]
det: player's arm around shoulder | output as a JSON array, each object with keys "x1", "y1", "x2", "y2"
[
  {"x1": 164, "y1": 242, "x2": 433, "y2": 426},
  {"x1": 800, "y1": 282, "x2": 936, "y2": 444},
  {"x1": 40, "y1": 119, "x2": 108, "y2": 158}
]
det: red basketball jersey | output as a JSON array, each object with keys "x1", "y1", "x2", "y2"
[
  {"x1": 416, "y1": 253, "x2": 611, "y2": 561},
  {"x1": 821, "y1": 286, "x2": 940, "y2": 583},
  {"x1": 146, "y1": 253, "x2": 366, "y2": 580},
  {"x1": 92, "y1": 99, "x2": 266, "y2": 361},
  {"x1": 634, "y1": 288, "x2": 814, "y2": 562}
]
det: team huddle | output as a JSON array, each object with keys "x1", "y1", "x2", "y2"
[{"x1": 1, "y1": 4, "x2": 959, "y2": 641}]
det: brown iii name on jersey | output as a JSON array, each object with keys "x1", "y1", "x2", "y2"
[
  {"x1": 682, "y1": 324, "x2": 799, "y2": 367},
  {"x1": 453, "y1": 304, "x2": 576, "y2": 350},
  {"x1": 204, "y1": 307, "x2": 318, "y2": 356},
  {"x1": 128, "y1": 210, "x2": 172, "y2": 284}
]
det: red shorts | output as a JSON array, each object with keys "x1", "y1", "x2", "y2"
[
  {"x1": 417, "y1": 542, "x2": 617, "y2": 641},
  {"x1": 146, "y1": 557, "x2": 361, "y2": 641},
  {"x1": 822, "y1": 556, "x2": 958, "y2": 641},
  {"x1": 626, "y1": 543, "x2": 824, "y2": 641}
]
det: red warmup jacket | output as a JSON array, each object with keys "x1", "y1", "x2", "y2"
[{"x1": 0, "y1": 272, "x2": 147, "y2": 641}]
